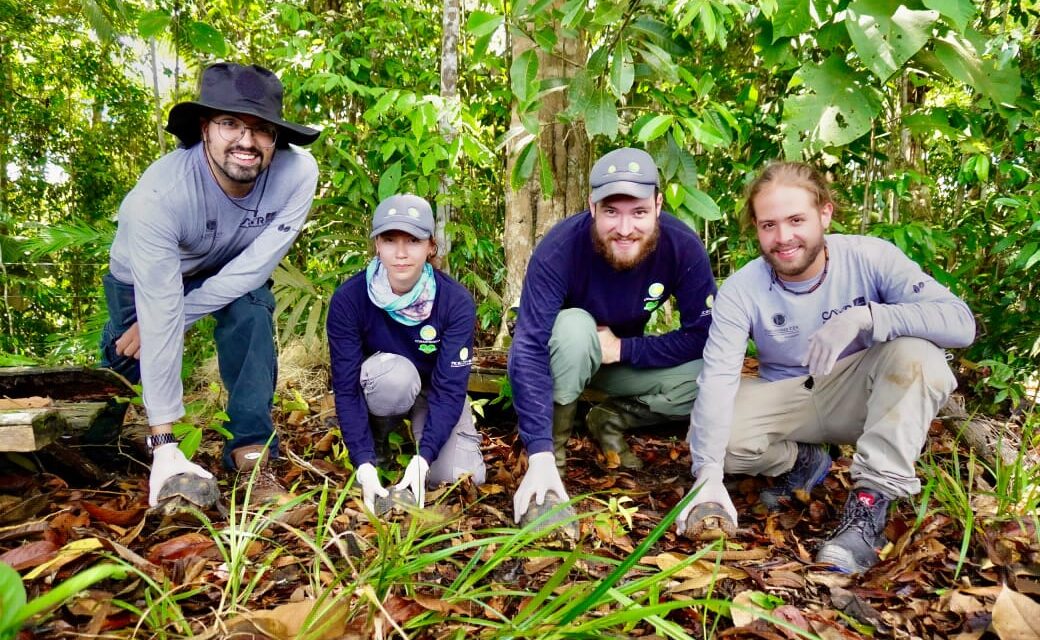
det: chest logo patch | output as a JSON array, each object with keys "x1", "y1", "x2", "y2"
[
  {"x1": 643, "y1": 282, "x2": 665, "y2": 311},
  {"x1": 419, "y1": 325, "x2": 437, "y2": 341}
]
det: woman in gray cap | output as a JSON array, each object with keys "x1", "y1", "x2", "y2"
[{"x1": 327, "y1": 194, "x2": 486, "y2": 511}]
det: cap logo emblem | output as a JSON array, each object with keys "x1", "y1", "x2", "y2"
[
  {"x1": 407, "y1": 207, "x2": 420, "y2": 218},
  {"x1": 607, "y1": 165, "x2": 617, "y2": 173},
  {"x1": 388, "y1": 208, "x2": 398, "y2": 216},
  {"x1": 628, "y1": 161, "x2": 641, "y2": 172}
]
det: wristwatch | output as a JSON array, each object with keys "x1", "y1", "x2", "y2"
[{"x1": 146, "y1": 432, "x2": 178, "y2": 451}]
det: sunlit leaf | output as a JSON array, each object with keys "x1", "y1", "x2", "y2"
[
  {"x1": 845, "y1": 0, "x2": 938, "y2": 81},
  {"x1": 187, "y1": 21, "x2": 227, "y2": 57},
  {"x1": 781, "y1": 55, "x2": 881, "y2": 158}
]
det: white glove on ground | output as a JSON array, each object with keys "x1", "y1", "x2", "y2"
[
  {"x1": 676, "y1": 465, "x2": 738, "y2": 536},
  {"x1": 148, "y1": 443, "x2": 214, "y2": 507},
  {"x1": 395, "y1": 455, "x2": 430, "y2": 508},
  {"x1": 803, "y1": 305, "x2": 872, "y2": 376},
  {"x1": 356, "y1": 462, "x2": 389, "y2": 512},
  {"x1": 513, "y1": 451, "x2": 569, "y2": 523}
]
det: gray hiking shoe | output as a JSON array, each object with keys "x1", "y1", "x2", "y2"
[
  {"x1": 759, "y1": 443, "x2": 832, "y2": 510},
  {"x1": 815, "y1": 488, "x2": 891, "y2": 574}
]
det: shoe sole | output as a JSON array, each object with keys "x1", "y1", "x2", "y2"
[{"x1": 815, "y1": 543, "x2": 875, "y2": 574}]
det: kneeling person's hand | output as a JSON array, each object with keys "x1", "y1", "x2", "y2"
[
  {"x1": 513, "y1": 451, "x2": 569, "y2": 523},
  {"x1": 148, "y1": 443, "x2": 214, "y2": 507}
]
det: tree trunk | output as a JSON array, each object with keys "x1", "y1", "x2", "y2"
[
  {"x1": 0, "y1": 39, "x2": 14, "y2": 348},
  {"x1": 436, "y1": 0, "x2": 460, "y2": 271},
  {"x1": 149, "y1": 38, "x2": 167, "y2": 155},
  {"x1": 496, "y1": 9, "x2": 589, "y2": 346}
]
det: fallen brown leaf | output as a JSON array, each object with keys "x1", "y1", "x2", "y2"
[
  {"x1": 146, "y1": 532, "x2": 216, "y2": 564},
  {"x1": 0, "y1": 540, "x2": 57, "y2": 571},
  {"x1": 992, "y1": 584, "x2": 1040, "y2": 640}
]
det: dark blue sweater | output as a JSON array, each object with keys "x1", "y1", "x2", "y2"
[
  {"x1": 508, "y1": 210, "x2": 716, "y2": 455},
  {"x1": 327, "y1": 269, "x2": 476, "y2": 467}
]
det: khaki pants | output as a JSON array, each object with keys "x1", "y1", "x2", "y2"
[
  {"x1": 724, "y1": 337, "x2": 955, "y2": 498},
  {"x1": 549, "y1": 308, "x2": 702, "y2": 417},
  {"x1": 360, "y1": 353, "x2": 486, "y2": 485}
]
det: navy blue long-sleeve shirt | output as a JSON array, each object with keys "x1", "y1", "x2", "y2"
[
  {"x1": 508, "y1": 210, "x2": 717, "y2": 455},
  {"x1": 327, "y1": 269, "x2": 476, "y2": 467}
]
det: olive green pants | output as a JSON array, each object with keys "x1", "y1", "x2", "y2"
[
  {"x1": 549, "y1": 308, "x2": 702, "y2": 418},
  {"x1": 723, "y1": 337, "x2": 956, "y2": 498}
]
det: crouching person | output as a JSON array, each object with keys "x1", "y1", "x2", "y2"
[
  {"x1": 679, "y1": 162, "x2": 975, "y2": 573},
  {"x1": 327, "y1": 194, "x2": 486, "y2": 512}
]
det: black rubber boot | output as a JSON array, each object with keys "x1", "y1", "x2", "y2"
[
  {"x1": 586, "y1": 397, "x2": 672, "y2": 470},
  {"x1": 552, "y1": 401, "x2": 578, "y2": 474},
  {"x1": 369, "y1": 413, "x2": 407, "y2": 467}
]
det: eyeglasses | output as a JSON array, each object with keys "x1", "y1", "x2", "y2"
[{"x1": 210, "y1": 117, "x2": 278, "y2": 149}]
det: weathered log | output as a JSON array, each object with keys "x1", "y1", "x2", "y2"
[
  {"x1": 0, "y1": 408, "x2": 69, "y2": 452},
  {"x1": 938, "y1": 394, "x2": 1034, "y2": 469}
]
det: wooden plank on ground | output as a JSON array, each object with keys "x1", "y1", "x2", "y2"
[{"x1": 0, "y1": 409, "x2": 69, "y2": 452}]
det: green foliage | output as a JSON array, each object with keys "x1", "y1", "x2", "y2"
[
  {"x1": 2, "y1": 0, "x2": 1038, "y2": 411},
  {"x1": 0, "y1": 561, "x2": 129, "y2": 639}
]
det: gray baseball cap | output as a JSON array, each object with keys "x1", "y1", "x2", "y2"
[
  {"x1": 589, "y1": 148, "x2": 660, "y2": 204},
  {"x1": 370, "y1": 194, "x2": 435, "y2": 239}
]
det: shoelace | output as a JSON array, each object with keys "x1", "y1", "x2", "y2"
[{"x1": 832, "y1": 497, "x2": 882, "y2": 541}]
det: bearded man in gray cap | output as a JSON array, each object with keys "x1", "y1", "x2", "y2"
[
  {"x1": 100, "y1": 62, "x2": 319, "y2": 511},
  {"x1": 508, "y1": 147, "x2": 717, "y2": 523}
]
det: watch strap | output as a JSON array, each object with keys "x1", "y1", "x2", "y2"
[{"x1": 147, "y1": 433, "x2": 178, "y2": 451}]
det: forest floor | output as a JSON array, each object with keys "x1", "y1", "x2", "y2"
[{"x1": 1, "y1": 365, "x2": 1039, "y2": 639}]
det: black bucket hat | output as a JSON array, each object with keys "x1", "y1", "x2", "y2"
[{"x1": 165, "y1": 62, "x2": 319, "y2": 149}]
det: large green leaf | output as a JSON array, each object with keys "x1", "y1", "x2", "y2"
[
  {"x1": 137, "y1": 9, "x2": 171, "y2": 39},
  {"x1": 187, "y1": 21, "x2": 227, "y2": 57},
  {"x1": 0, "y1": 562, "x2": 26, "y2": 634},
  {"x1": 685, "y1": 187, "x2": 723, "y2": 221},
  {"x1": 771, "y1": 0, "x2": 812, "y2": 42},
  {"x1": 636, "y1": 114, "x2": 674, "y2": 143},
  {"x1": 510, "y1": 139, "x2": 538, "y2": 190},
  {"x1": 845, "y1": 0, "x2": 937, "y2": 81},
  {"x1": 511, "y1": 49, "x2": 539, "y2": 105},
  {"x1": 586, "y1": 89, "x2": 618, "y2": 139},
  {"x1": 923, "y1": 0, "x2": 976, "y2": 31},
  {"x1": 781, "y1": 55, "x2": 881, "y2": 158},
  {"x1": 933, "y1": 31, "x2": 1021, "y2": 105},
  {"x1": 378, "y1": 161, "x2": 402, "y2": 201},
  {"x1": 609, "y1": 39, "x2": 634, "y2": 98},
  {"x1": 466, "y1": 10, "x2": 503, "y2": 37}
]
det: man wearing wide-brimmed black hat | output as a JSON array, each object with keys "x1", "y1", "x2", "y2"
[{"x1": 100, "y1": 62, "x2": 320, "y2": 515}]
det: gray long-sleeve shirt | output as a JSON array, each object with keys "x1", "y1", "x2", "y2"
[
  {"x1": 109, "y1": 143, "x2": 319, "y2": 425},
  {"x1": 688, "y1": 234, "x2": 975, "y2": 476}
]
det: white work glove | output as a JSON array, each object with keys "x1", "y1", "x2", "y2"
[
  {"x1": 356, "y1": 462, "x2": 389, "y2": 512},
  {"x1": 803, "y1": 306, "x2": 872, "y2": 376},
  {"x1": 148, "y1": 443, "x2": 214, "y2": 507},
  {"x1": 513, "y1": 451, "x2": 570, "y2": 523},
  {"x1": 394, "y1": 455, "x2": 430, "y2": 508},
  {"x1": 675, "y1": 465, "x2": 738, "y2": 536}
]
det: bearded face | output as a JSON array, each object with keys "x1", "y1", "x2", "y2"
[
  {"x1": 751, "y1": 183, "x2": 833, "y2": 282},
  {"x1": 590, "y1": 193, "x2": 662, "y2": 270}
]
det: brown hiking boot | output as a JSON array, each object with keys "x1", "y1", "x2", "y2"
[{"x1": 231, "y1": 445, "x2": 294, "y2": 506}]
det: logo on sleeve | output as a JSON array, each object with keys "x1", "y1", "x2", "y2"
[
  {"x1": 416, "y1": 325, "x2": 439, "y2": 354},
  {"x1": 451, "y1": 346, "x2": 473, "y2": 368},
  {"x1": 701, "y1": 293, "x2": 714, "y2": 317},
  {"x1": 643, "y1": 282, "x2": 665, "y2": 311}
]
